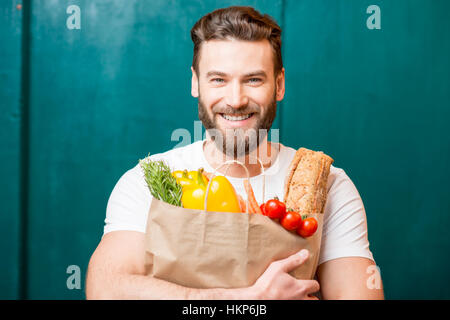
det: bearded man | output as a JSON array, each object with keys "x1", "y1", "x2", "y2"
[{"x1": 86, "y1": 6, "x2": 384, "y2": 300}]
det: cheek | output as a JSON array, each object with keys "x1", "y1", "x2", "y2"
[
  {"x1": 199, "y1": 87, "x2": 223, "y2": 109},
  {"x1": 200, "y1": 81, "x2": 275, "y2": 108},
  {"x1": 250, "y1": 86, "x2": 275, "y2": 107},
  {"x1": 199, "y1": 95, "x2": 217, "y2": 118}
]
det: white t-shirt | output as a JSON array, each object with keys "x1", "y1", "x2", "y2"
[{"x1": 104, "y1": 140, "x2": 374, "y2": 266}]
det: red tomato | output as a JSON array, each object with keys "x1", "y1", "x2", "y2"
[
  {"x1": 260, "y1": 203, "x2": 266, "y2": 215},
  {"x1": 263, "y1": 198, "x2": 286, "y2": 219},
  {"x1": 280, "y1": 211, "x2": 302, "y2": 231},
  {"x1": 297, "y1": 217, "x2": 318, "y2": 238}
]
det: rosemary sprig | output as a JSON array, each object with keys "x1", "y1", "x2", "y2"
[{"x1": 139, "y1": 156, "x2": 183, "y2": 207}]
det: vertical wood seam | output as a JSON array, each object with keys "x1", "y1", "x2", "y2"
[
  {"x1": 19, "y1": 0, "x2": 31, "y2": 300},
  {"x1": 279, "y1": 0, "x2": 286, "y2": 142}
]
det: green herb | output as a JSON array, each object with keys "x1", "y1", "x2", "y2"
[{"x1": 139, "y1": 156, "x2": 183, "y2": 207}]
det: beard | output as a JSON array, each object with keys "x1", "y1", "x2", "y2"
[{"x1": 198, "y1": 91, "x2": 277, "y2": 158}]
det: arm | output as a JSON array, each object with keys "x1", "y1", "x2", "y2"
[
  {"x1": 85, "y1": 230, "x2": 320, "y2": 300},
  {"x1": 85, "y1": 231, "x2": 245, "y2": 299},
  {"x1": 315, "y1": 167, "x2": 384, "y2": 300},
  {"x1": 317, "y1": 257, "x2": 384, "y2": 300}
]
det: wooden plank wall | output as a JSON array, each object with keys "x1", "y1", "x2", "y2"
[{"x1": 0, "y1": 0, "x2": 449, "y2": 299}]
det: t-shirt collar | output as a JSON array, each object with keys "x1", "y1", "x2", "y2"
[{"x1": 196, "y1": 139, "x2": 284, "y2": 180}]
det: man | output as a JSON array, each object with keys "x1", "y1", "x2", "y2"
[{"x1": 86, "y1": 6, "x2": 384, "y2": 300}]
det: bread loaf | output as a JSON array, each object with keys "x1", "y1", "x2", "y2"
[{"x1": 283, "y1": 148, "x2": 334, "y2": 214}]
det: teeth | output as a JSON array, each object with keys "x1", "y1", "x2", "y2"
[{"x1": 222, "y1": 114, "x2": 252, "y2": 121}]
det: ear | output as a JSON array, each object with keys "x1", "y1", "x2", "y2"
[
  {"x1": 275, "y1": 67, "x2": 285, "y2": 101},
  {"x1": 191, "y1": 66, "x2": 199, "y2": 98}
]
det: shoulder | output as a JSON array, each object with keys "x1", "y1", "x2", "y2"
[
  {"x1": 104, "y1": 141, "x2": 202, "y2": 235},
  {"x1": 109, "y1": 141, "x2": 204, "y2": 204},
  {"x1": 327, "y1": 165, "x2": 352, "y2": 192},
  {"x1": 325, "y1": 165, "x2": 361, "y2": 207}
]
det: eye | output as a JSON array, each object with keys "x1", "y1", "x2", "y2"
[
  {"x1": 211, "y1": 78, "x2": 225, "y2": 84},
  {"x1": 247, "y1": 78, "x2": 262, "y2": 84}
]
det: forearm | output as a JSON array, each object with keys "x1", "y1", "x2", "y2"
[
  {"x1": 188, "y1": 284, "x2": 251, "y2": 300},
  {"x1": 86, "y1": 271, "x2": 252, "y2": 300}
]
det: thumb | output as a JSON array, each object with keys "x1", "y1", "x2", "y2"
[{"x1": 279, "y1": 249, "x2": 310, "y2": 273}]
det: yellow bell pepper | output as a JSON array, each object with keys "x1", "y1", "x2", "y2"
[
  {"x1": 172, "y1": 169, "x2": 208, "y2": 186},
  {"x1": 172, "y1": 170, "x2": 186, "y2": 179},
  {"x1": 172, "y1": 170, "x2": 191, "y2": 188},
  {"x1": 175, "y1": 168, "x2": 241, "y2": 213}
]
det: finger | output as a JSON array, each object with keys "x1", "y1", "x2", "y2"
[
  {"x1": 279, "y1": 249, "x2": 310, "y2": 273},
  {"x1": 300, "y1": 279, "x2": 320, "y2": 295}
]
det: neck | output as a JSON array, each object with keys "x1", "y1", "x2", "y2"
[{"x1": 202, "y1": 136, "x2": 279, "y2": 178}]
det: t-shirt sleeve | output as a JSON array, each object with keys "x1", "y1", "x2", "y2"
[
  {"x1": 103, "y1": 164, "x2": 151, "y2": 236},
  {"x1": 318, "y1": 168, "x2": 375, "y2": 265}
]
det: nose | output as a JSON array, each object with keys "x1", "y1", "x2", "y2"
[{"x1": 224, "y1": 80, "x2": 249, "y2": 109}]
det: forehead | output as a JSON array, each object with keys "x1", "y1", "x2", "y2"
[{"x1": 198, "y1": 39, "x2": 275, "y2": 77}]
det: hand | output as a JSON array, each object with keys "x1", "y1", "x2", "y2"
[{"x1": 249, "y1": 249, "x2": 320, "y2": 300}]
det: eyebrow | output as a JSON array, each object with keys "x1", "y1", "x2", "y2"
[{"x1": 206, "y1": 70, "x2": 268, "y2": 78}]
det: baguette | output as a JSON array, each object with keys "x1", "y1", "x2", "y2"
[{"x1": 284, "y1": 148, "x2": 334, "y2": 214}]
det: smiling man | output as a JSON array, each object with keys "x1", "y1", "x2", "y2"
[{"x1": 86, "y1": 6, "x2": 384, "y2": 300}]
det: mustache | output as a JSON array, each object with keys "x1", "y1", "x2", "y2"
[{"x1": 211, "y1": 104, "x2": 261, "y2": 115}]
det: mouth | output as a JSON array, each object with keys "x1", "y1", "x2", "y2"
[{"x1": 219, "y1": 113, "x2": 254, "y2": 121}]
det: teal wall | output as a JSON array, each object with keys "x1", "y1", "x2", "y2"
[{"x1": 1, "y1": 0, "x2": 449, "y2": 299}]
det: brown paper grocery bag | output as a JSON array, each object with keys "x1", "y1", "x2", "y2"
[{"x1": 144, "y1": 198, "x2": 323, "y2": 289}]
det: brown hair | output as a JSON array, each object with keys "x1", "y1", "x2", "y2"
[{"x1": 190, "y1": 6, "x2": 283, "y2": 76}]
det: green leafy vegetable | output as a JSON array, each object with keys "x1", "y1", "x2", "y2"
[{"x1": 139, "y1": 156, "x2": 183, "y2": 207}]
